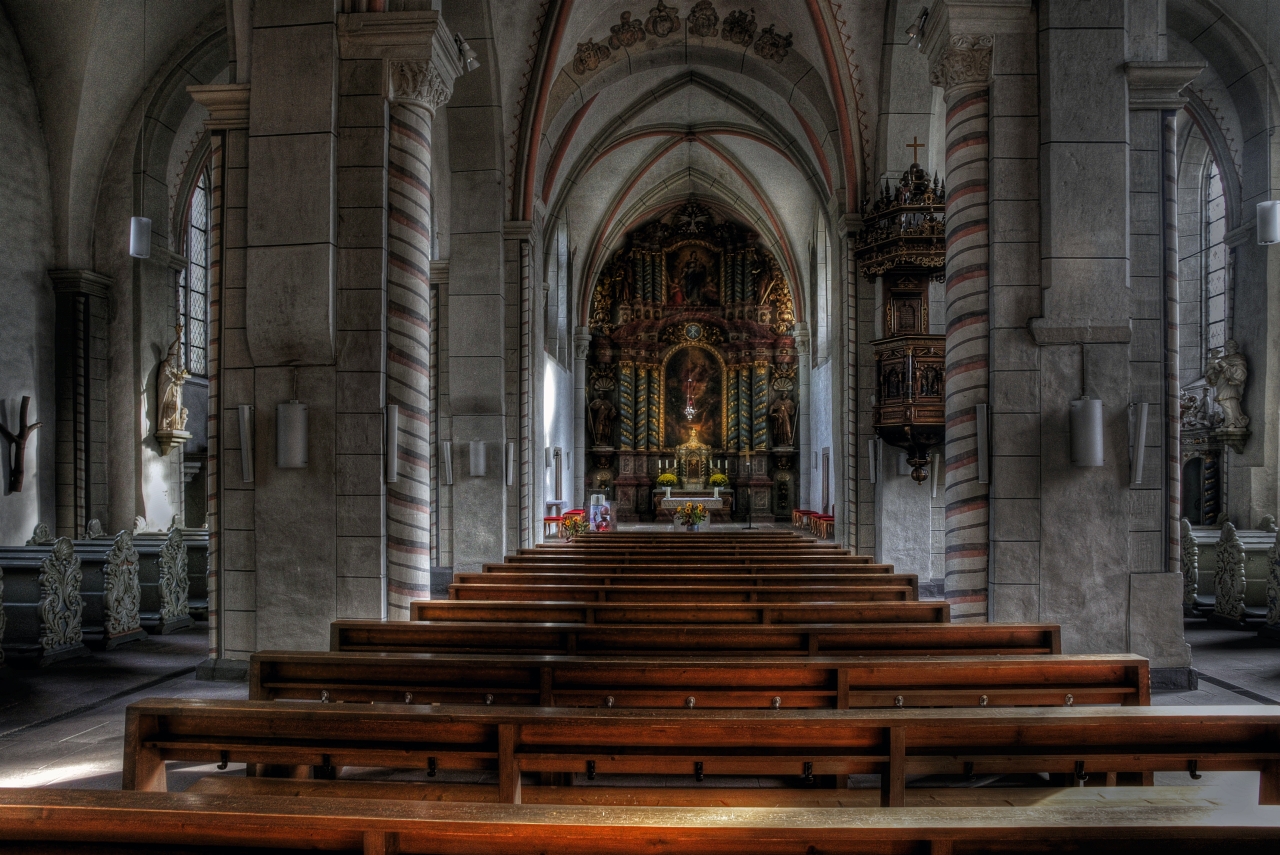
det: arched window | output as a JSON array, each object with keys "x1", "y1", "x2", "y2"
[
  {"x1": 1201, "y1": 158, "x2": 1227, "y2": 356},
  {"x1": 545, "y1": 221, "x2": 569, "y2": 365},
  {"x1": 180, "y1": 164, "x2": 211, "y2": 376}
]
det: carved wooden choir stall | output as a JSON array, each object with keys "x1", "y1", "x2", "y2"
[
  {"x1": 584, "y1": 200, "x2": 799, "y2": 521},
  {"x1": 855, "y1": 162, "x2": 946, "y2": 482}
]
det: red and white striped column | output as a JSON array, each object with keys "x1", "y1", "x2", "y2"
[
  {"x1": 931, "y1": 35, "x2": 993, "y2": 620},
  {"x1": 385, "y1": 61, "x2": 452, "y2": 616}
]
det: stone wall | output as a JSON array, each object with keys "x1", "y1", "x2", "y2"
[{"x1": 0, "y1": 6, "x2": 55, "y2": 544}]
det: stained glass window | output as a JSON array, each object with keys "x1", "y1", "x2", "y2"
[{"x1": 183, "y1": 165, "x2": 211, "y2": 376}]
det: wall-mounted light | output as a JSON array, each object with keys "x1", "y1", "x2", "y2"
[
  {"x1": 441, "y1": 440, "x2": 453, "y2": 485},
  {"x1": 1129, "y1": 402, "x2": 1150, "y2": 486},
  {"x1": 129, "y1": 217, "x2": 152, "y2": 259},
  {"x1": 1070, "y1": 396, "x2": 1105, "y2": 467},
  {"x1": 454, "y1": 34, "x2": 480, "y2": 72},
  {"x1": 544, "y1": 447, "x2": 553, "y2": 468},
  {"x1": 905, "y1": 7, "x2": 929, "y2": 52},
  {"x1": 276, "y1": 400, "x2": 308, "y2": 468},
  {"x1": 237, "y1": 404, "x2": 254, "y2": 482},
  {"x1": 506, "y1": 442, "x2": 516, "y2": 486},
  {"x1": 1259, "y1": 201, "x2": 1280, "y2": 245},
  {"x1": 469, "y1": 440, "x2": 486, "y2": 477},
  {"x1": 930, "y1": 451, "x2": 942, "y2": 498},
  {"x1": 867, "y1": 438, "x2": 880, "y2": 484},
  {"x1": 385, "y1": 404, "x2": 399, "y2": 483}
]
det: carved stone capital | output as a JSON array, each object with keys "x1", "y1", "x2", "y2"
[
  {"x1": 187, "y1": 83, "x2": 251, "y2": 131},
  {"x1": 390, "y1": 59, "x2": 453, "y2": 113},
  {"x1": 929, "y1": 34, "x2": 993, "y2": 97}
]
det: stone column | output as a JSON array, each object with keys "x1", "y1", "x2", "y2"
[
  {"x1": 384, "y1": 60, "x2": 453, "y2": 614},
  {"x1": 929, "y1": 34, "x2": 993, "y2": 621},
  {"x1": 794, "y1": 324, "x2": 812, "y2": 513},
  {"x1": 572, "y1": 327, "x2": 590, "y2": 509},
  {"x1": 187, "y1": 81, "x2": 250, "y2": 677}
]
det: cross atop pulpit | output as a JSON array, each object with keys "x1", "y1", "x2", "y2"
[{"x1": 906, "y1": 136, "x2": 925, "y2": 164}]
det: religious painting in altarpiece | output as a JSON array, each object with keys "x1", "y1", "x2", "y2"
[{"x1": 585, "y1": 200, "x2": 800, "y2": 522}]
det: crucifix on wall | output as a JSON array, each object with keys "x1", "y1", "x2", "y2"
[
  {"x1": 906, "y1": 136, "x2": 925, "y2": 165},
  {"x1": 0, "y1": 396, "x2": 42, "y2": 493}
]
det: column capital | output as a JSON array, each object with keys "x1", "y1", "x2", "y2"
[
  {"x1": 928, "y1": 34, "x2": 993, "y2": 98},
  {"x1": 1124, "y1": 61, "x2": 1206, "y2": 111},
  {"x1": 573, "y1": 328, "x2": 593, "y2": 361},
  {"x1": 339, "y1": 11, "x2": 465, "y2": 115},
  {"x1": 48, "y1": 269, "x2": 113, "y2": 299},
  {"x1": 187, "y1": 83, "x2": 251, "y2": 131}
]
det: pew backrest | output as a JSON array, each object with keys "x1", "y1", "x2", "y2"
[{"x1": 411, "y1": 601, "x2": 937, "y2": 624}]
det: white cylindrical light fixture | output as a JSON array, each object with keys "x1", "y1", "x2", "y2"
[
  {"x1": 1259, "y1": 201, "x2": 1280, "y2": 245},
  {"x1": 385, "y1": 404, "x2": 399, "y2": 483},
  {"x1": 129, "y1": 216, "x2": 152, "y2": 258},
  {"x1": 276, "y1": 400, "x2": 309, "y2": 468},
  {"x1": 506, "y1": 442, "x2": 516, "y2": 486},
  {"x1": 1070, "y1": 396, "x2": 1105, "y2": 467},
  {"x1": 1129, "y1": 402, "x2": 1150, "y2": 486},
  {"x1": 441, "y1": 440, "x2": 454, "y2": 485},
  {"x1": 237, "y1": 404, "x2": 255, "y2": 483}
]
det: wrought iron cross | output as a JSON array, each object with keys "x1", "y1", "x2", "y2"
[{"x1": 0, "y1": 396, "x2": 42, "y2": 493}]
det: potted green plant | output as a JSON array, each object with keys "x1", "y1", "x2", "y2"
[{"x1": 657, "y1": 471, "x2": 677, "y2": 498}]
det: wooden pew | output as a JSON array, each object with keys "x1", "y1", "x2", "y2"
[
  {"x1": 457, "y1": 571, "x2": 918, "y2": 596},
  {"x1": 249, "y1": 650, "x2": 1150, "y2": 709},
  {"x1": 6, "y1": 788, "x2": 1280, "y2": 853},
  {"x1": 447, "y1": 584, "x2": 928, "y2": 607},
  {"x1": 122, "y1": 699, "x2": 1280, "y2": 807},
  {"x1": 410, "y1": 601, "x2": 938, "y2": 625},
  {"x1": 332, "y1": 620, "x2": 1061, "y2": 657},
  {"x1": 485, "y1": 560, "x2": 893, "y2": 573}
]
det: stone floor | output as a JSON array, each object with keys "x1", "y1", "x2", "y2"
[{"x1": 0, "y1": 619, "x2": 1275, "y2": 793}]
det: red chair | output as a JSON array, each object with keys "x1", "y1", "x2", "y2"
[{"x1": 542, "y1": 516, "x2": 563, "y2": 538}]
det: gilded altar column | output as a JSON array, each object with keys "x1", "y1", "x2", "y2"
[
  {"x1": 929, "y1": 33, "x2": 992, "y2": 621},
  {"x1": 634, "y1": 364, "x2": 650, "y2": 449},
  {"x1": 753, "y1": 360, "x2": 770, "y2": 451},
  {"x1": 617, "y1": 362, "x2": 635, "y2": 450},
  {"x1": 647, "y1": 367, "x2": 660, "y2": 451},
  {"x1": 384, "y1": 56, "x2": 458, "y2": 615}
]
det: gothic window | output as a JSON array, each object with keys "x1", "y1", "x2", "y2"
[
  {"x1": 1201, "y1": 159, "x2": 1227, "y2": 356},
  {"x1": 545, "y1": 221, "x2": 569, "y2": 365},
  {"x1": 810, "y1": 222, "x2": 831, "y2": 362},
  {"x1": 180, "y1": 164, "x2": 211, "y2": 376}
]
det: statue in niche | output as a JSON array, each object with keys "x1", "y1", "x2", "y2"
[
  {"x1": 155, "y1": 325, "x2": 192, "y2": 456},
  {"x1": 769, "y1": 394, "x2": 796, "y2": 447},
  {"x1": 158, "y1": 325, "x2": 190, "y2": 434},
  {"x1": 1205, "y1": 340, "x2": 1249, "y2": 430},
  {"x1": 588, "y1": 387, "x2": 617, "y2": 448},
  {"x1": 918, "y1": 364, "x2": 942, "y2": 398}
]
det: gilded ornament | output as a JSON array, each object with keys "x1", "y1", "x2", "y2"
[
  {"x1": 721, "y1": 9, "x2": 757, "y2": 45},
  {"x1": 608, "y1": 11, "x2": 646, "y2": 49},
  {"x1": 572, "y1": 38, "x2": 611, "y2": 75},
  {"x1": 686, "y1": 0, "x2": 719, "y2": 37},
  {"x1": 753, "y1": 25, "x2": 792, "y2": 63},
  {"x1": 645, "y1": 1, "x2": 680, "y2": 37}
]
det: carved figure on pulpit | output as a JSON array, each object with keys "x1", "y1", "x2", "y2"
[
  {"x1": 588, "y1": 389, "x2": 617, "y2": 447},
  {"x1": 769, "y1": 394, "x2": 795, "y2": 447},
  {"x1": 1205, "y1": 340, "x2": 1249, "y2": 430}
]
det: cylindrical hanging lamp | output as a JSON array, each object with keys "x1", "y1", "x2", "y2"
[
  {"x1": 1258, "y1": 201, "x2": 1280, "y2": 245},
  {"x1": 129, "y1": 217, "x2": 152, "y2": 258},
  {"x1": 1070, "y1": 396, "x2": 1105, "y2": 467}
]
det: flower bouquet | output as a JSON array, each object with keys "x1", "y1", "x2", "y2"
[
  {"x1": 709, "y1": 472, "x2": 728, "y2": 498},
  {"x1": 657, "y1": 471, "x2": 677, "y2": 497},
  {"x1": 674, "y1": 501, "x2": 707, "y2": 531},
  {"x1": 561, "y1": 513, "x2": 589, "y2": 540}
]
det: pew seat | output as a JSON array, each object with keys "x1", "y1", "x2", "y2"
[
  {"x1": 331, "y1": 620, "x2": 1062, "y2": 657},
  {"x1": 457, "y1": 571, "x2": 916, "y2": 595},
  {"x1": 5, "y1": 788, "x2": 1280, "y2": 854},
  {"x1": 122, "y1": 699, "x2": 1280, "y2": 808},
  {"x1": 409, "y1": 601, "x2": 941, "y2": 625},
  {"x1": 249, "y1": 650, "x2": 1150, "y2": 709},
  {"x1": 447, "y1": 583, "x2": 926, "y2": 607}
]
